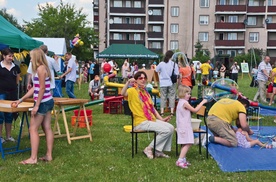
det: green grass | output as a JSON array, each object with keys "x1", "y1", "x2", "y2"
[{"x1": 0, "y1": 75, "x2": 276, "y2": 181}]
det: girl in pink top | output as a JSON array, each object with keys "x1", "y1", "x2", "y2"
[
  {"x1": 176, "y1": 85, "x2": 207, "y2": 168},
  {"x1": 14, "y1": 48, "x2": 54, "y2": 164}
]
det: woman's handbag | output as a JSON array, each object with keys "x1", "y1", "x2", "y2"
[{"x1": 171, "y1": 62, "x2": 177, "y2": 84}]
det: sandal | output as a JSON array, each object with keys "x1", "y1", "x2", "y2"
[
  {"x1": 143, "y1": 147, "x2": 153, "y2": 159},
  {"x1": 176, "y1": 160, "x2": 188, "y2": 169},
  {"x1": 266, "y1": 144, "x2": 273, "y2": 149},
  {"x1": 155, "y1": 151, "x2": 170, "y2": 158}
]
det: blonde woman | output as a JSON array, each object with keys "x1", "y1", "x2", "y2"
[{"x1": 14, "y1": 48, "x2": 54, "y2": 164}]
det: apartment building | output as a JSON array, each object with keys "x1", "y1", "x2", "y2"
[{"x1": 93, "y1": 0, "x2": 276, "y2": 66}]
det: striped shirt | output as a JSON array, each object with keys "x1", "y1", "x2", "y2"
[
  {"x1": 33, "y1": 74, "x2": 52, "y2": 102},
  {"x1": 257, "y1": 61, "x2": 272, "y2": 81}
]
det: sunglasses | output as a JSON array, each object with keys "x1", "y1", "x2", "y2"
[{"x1": 137, "y1": 77, "x2": 146, "y2": 80}]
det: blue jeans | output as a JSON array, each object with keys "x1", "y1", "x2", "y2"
[
  {"x1": 65, "y1": 80, "x2": 76, "y2": 98},
  {"x1": 0, "y1": 93, "x2": 13, "y2": 124}
]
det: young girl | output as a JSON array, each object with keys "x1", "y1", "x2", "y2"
[
  {"x1": 236, "y1": 119, "x2": 272, "y2": 149},
  {"x1": 176, "y1": 85, "x2": 207, "y2": 168},
  {"x1": 14, "y1": 48, "x2": 54, "y2": 164}
]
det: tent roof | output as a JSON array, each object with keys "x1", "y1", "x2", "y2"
[
  {"x1": 33, "y1": 38, "x2": 67, "y2": 55},
  {"x1": 97, "y1": 44, "x2": 159, "y2": 59},
  {"x1": 0, "y1": 15, "x2": 43, "y2": 50}
]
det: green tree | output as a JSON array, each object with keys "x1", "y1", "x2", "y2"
[
  {"x1": 0, "y1": 8, "x2": 23, "y2": 31},
  {"x1": 24, "y1": 1, "x2": 98, "y2": 60},
  {"x1": 192, "y1": 41, "x2": 210, "y2": 63}
]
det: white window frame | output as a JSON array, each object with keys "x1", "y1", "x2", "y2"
[
  {"x1": 218, "y1": 50, "x2": 224, "y2": 55},
  {"x1": 268, "y1": 0, "x2": 273, "y2": 6},
  {"x1": 227, "y1": 50, "x2": 236, "y2": 57},
  {"x1": 134, "y1": 1, "x2": 141, "y2": 8},
  {"x1": 229, "y1": 0, "x2": 239, "y2": 5},
  {"x1": 114, "y1": 0, "x2": 123, "y2": 7},
  {"x1": 198, "y1": 32, "x2": 209, "y2": 42},
  {"x1": 152, "y1": 42, "x2": 161, "y2": 49},
  {"x1": 126, "y1": 1, "x2": 131, "y2": 7},
  {"x1": 228, "y1": 16, "x2": 238, "y2": 23},
  {"x1": 200, "y1": 0, "x2": 210, "y2": 7},
  {"x1": 134, "y1": 17, "x2": 141, "y2": 24},
  {"x1": 249, "y1": 0, "x2": 259, "y2": 6},
  {"x1": 170, "y1": 40, "x2": 179, "y2": 50},
  {"x1": 153, "y1": 9, "x2": 162, "y2": 16},
  {"x1": 249, "y1": 32, "x2": 259, "y2": 42},
  {"x1": 248, "y1": 17, "x2": 257, "y2": 25},
  {"x1": 114, "y1": 17, "x2": 122, "y2": 23},
  {"x1": 220, "y1": 0, "x2": 226, "y2": 5},
  {"x1": 199, "y1": 15, "x2": 209, "y2": 25},
  {"x1": 152, "y1": 25, "x2": 161, "y2": 32},
  {"x1": 134, "y1": 33, "x2": 141, "y2": 40},
  {"x1": 113, "y1": 33, "x2": 123, "y2": 40},
  {"x1": 171, "y1": 6, "x2": 179, "y2": 17},
  {"x1": 170, "y1": 24, "x2": 179, "y2": 33},
  {"x1": 228, "y1": 33, "x2": 237, "y2": 40},
  {"x1": 267, "y1": 16, "x2": 273, "y2": 23}
]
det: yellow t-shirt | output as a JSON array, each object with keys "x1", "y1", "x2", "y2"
[
  {"x1": 200, "y1": 63, "x2": 211, "y2": 75},
  {"x1": 127, "y1": 87, "x2": 156, "y2": 126},
  {"x1": 272, "y1": 68, "x2": 276, "y2": 83},
  {"x1": 208, "y1": 98, "x2": 246, "y2": 124}
]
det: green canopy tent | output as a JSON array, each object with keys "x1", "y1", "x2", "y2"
[
  {"x1": 97, "y1": 44, "x2": 159, "y2": 59},
  {"x1": 0, "y1": 15, "x2": 43, "y2": 50}
]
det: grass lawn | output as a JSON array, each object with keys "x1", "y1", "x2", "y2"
[{"x1": 0, "y1": 75, "x2": 276, "y2": 181}]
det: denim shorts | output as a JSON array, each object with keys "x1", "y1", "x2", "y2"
[
  {"x1": 0, "y1": 93, "x2": 13, "y2": 124},
  {"x1": 35, "y1": 99, "x2": 54, "y2": 115}
]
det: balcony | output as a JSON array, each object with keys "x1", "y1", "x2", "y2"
[
  {"x1": 110, "y1": 7, "x2": 145, "y2": 14},
  {"x1": 268, "y1": 6, "x2": 276, "y2": 12},
  {"x1": 247, "y1": 6, "x2": 265, "y2": 13},
  {"x1": 149, "y1": 0, "x2": 164, "y2": 4},
  {"x1": 215, "y1": 5, "x2": 246, "y2": 12},
  {"x1": 149, "y1": 15, "x2": 164, "y2": 22},
  {"x1": 215, "y1": 40, "x2": 245, "y2": 46},
  {"x1": 267, "y1": 23, "x2": 276, "y2": 30},
  {"x1": 94, "y1": 16, "x2": 99, "y2": 22},
  {"x1": 109, "y1": 40, "x2": 145, "y2": 45},
  {"x1": 214, "y1": 22, "x2": 245, "y2": 29},
  {"x1": 148, "y1": 32, "x2": 163, "y2": 38},
  {"x1": 110, "y1": 24, "x2": 145, "y2": 30},
  {"x1": 267, "y1": 40, "x2": 276, "y2": 46}
]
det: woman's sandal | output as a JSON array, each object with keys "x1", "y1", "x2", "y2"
[
  {"x1": 266, "y1": 144, "x2": 273, "y2": 149},
  {"x1": 143, "y1": 147, "x2": 153, "y2": 159},
  {"x1": 155, "y1": 151, "x2": 170, "y2": 158}
]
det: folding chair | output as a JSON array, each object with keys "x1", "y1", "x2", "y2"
[
  {"x1": 130, "y1": 113, "x2": 156, "y2": 158},
  {"x1": 176, "y1": 106, "x2": 209, "y2": 158}
]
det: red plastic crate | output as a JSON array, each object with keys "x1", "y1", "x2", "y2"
[
  {"x1": 71, "y1": 116, "x2": 93, "y2": 128},
  {"x1": 73, "y1": 109, "x2": 92, "y2": 116}
]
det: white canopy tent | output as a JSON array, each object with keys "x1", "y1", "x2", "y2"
[{"x1": 33, "y1": 37, "x2": 67, "y2": 55}]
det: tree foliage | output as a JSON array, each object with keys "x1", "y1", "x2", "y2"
[
  {"x1": 191, "y1": 41, "x2": 210, "y2": 63},
  {"x1": 24, "y1": 1, "x2": 98, "y2": 60},
  {"x1": 0, "y1": 8, "x2": 23, "y2": 31},
  {"x1": 234, "y1": 48, "x2": 264, "y2": 67}
]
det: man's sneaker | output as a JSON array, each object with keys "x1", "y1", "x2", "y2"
[
  {"x1": 176, "y1": 160, "x2": 188, "y2": 169},
  {"x1": 0, "y1": 137, "x2": 6, "y2": 144},
  {"x1": 6, "y1": 136, "x2": 16, "y2": 142}
]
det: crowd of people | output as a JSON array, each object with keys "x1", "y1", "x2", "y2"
[{"x1": 1, "y1": 46, "x2": 276, "y2": 167}]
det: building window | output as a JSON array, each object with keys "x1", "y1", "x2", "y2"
[
  {"x1": 134, "y1": 17, "x2": 141, "y2": 24},
  {"x1": 218, "y1": 50, "x2": 224, "y2": 55},
  {"x1": 170, "y1": 41, "x2": 179, "y2": 50},
  {"x1": 152, "y1": 42, "x2": 161, "y2": 49},
  {"x1": 200, "y1": 0, "x2": 209, "y2": 7},
  {"x1": 229, "y1": 0, "x2": 239, "y2": 5},
  {"x1": 171, "y1": 7, "x2": 179, "y2": 17},
  {"x1": 134, "y1": 1, "x2": 141, "y2": 8},
  {"x1": 198, "y1": 32, "x2": 208, "y2": 41},
  {"x1": 267, "y1": 16, "x2": 273, "y2": 23},
  {"x1": 114, "y1": 0, "x2": 123, "y2": 7},
  {"x1": 268, "y1": 0, "x2": 273, "y2": 6},
  {"x1": 199, "y1": 15, "x2": 209, "y2": 25},
  {"x1": 219, "y1": 0, "x2": 226, "y2": 5},
  {"x1": 126, "y1": 1, "x2": 131, "y2": 7},
  {"x1": 227, "y1": 50, "x2": 236, "y2": 57},
  {"x1": 248, "y1": 17, "x2": 257, "y2": 25},
  {"x1": 113, "y1": 33, "x2": 123, "y2": 40},
  {"x1": 152, "y1": 25, "x2": 161, "y2": 32},
  {"x1": 153, "y1": 9, "x2": 162, "y2": 16},
  {"x1": 249, "y1": 32, "x2": 259, "y2": 42},
  {"x1": 248, "y1": 0, "x2": 259, "y2": 6},
  {"x1": 114, "y1": 17, "x2": 122, "y2": 23},
  {"x1": 228, "y1": 33, "x2": 237, "y2": 40},
  {"x1": 171, "y1": 24, "x2": 179, "y2": 33},
  {"x1": 228, "y1": 16, "x2": 238, "y2": 23},
  {"x1": 134, "y1": 33, "x2": 141, "y2": 40}
]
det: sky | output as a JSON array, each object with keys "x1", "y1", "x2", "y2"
[{"x1": 0, "y1": 0, "x2": 94, "y2": 25}]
